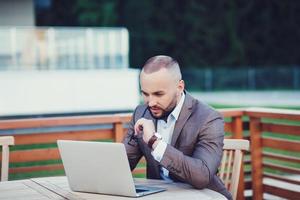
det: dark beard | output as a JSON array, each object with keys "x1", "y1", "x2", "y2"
[{"x1": 147, "y1": 106, "x2": 176, "y2": 122}]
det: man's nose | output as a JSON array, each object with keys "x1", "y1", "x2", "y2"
[{"x1": 148, "y1": 96, "x2": 157, "y2": 107}]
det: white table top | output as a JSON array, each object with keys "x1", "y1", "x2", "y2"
[{"x1": 0, "y1": 176, "x2": 227, "y2": 200}]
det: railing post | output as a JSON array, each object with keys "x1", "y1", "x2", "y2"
[
  {"x1": 231, "y1": 116, "x2": 243, "y2": 139},
  {"x1": 114, "y1": 122, "x2": 124, "y2": 143},
  {"x1": 231, "y1": 116, "x2": 245, "y2": 200},
  {"x1": 250, "y1": 117, "x2": 263, "y2": 200}
]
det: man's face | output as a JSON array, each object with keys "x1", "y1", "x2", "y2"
[{"x1": 140, "y1": 68, "x2": 184, "y2": 119}]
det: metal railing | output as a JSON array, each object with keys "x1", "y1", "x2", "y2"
[{"x1": 182, "y1": 67, "x2": 300, "y2": 91}]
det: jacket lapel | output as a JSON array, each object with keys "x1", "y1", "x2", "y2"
[{"x1": 171, "y1": 92, "x2": 194, "y2": 147}]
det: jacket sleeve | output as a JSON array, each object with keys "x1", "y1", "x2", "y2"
[
  {"x1": 122, "y1": 107, "x2": 143, "y2": 171},
  {"x1": 160, "y1": 112, "x2": 224, "y2": 189}
]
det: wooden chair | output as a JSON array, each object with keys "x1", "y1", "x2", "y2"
[
  {"x1": 219, "y1": 139, "x2": 250, "y2": 200},
  {"x1": 0, "y1": 136, "x2": 14, "y2": 181}
]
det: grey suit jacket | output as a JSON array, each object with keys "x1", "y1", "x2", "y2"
[{"x1": 123, "y1": 92, "x2": 232, "y2": 200}]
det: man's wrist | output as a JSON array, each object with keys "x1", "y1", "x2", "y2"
[
  {"x1": 152, "y1": 139, "x2": 162, "y2": 149},
  {"x1": 147, "y1": 133, "x2": 162, "y2": 149}
]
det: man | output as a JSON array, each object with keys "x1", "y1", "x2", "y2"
[{"x1": 123, "y1": 55, "x2": 232, "y2": 200}]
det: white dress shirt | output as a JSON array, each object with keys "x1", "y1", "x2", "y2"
[{"x1": 151, "y1": 92, "x2": 185, "y2": 178}]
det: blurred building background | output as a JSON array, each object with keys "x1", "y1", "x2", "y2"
[
  {"x1": 0, "y1": 27, "x2": 129, "y2": 70},
  {"x1": 0, "y1": 0, "x2": 136, "y2": 118}
]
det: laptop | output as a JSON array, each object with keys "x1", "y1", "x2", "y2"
[{"x1": 57, "y1": 140, "x2": 166, "y2": 197}]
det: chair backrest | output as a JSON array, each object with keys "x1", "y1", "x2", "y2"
[
  {"x1": 219, "y1": 139, "x2": 249, "y2": 200},
  {"x1": 0, "y1": 136, "x2": 14, "y2": 181}
]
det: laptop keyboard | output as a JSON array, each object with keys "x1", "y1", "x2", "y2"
[{"x1": 136, "y1": 188, "x2": 149, "y2": 193}]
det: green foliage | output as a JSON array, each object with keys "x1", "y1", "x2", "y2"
[
  {"x1": 74, "y1": 0, "x2": 118, "y2": 26},
  {"x1": 35, "y1": 0, "x2": 300, "y2": 68}
]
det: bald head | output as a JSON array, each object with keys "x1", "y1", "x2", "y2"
[
  {"x1": 139, "y1": 55, "x2": 185, "y2": 119},
  {"x1": 141, "y1": 55, "x2": 182, "y2": 81}
]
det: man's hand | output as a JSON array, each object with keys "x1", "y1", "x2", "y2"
[{"x1": 134, "y1": 118, "x2": 155, "y2": 144}]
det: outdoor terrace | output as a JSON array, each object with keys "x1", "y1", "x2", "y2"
[{"x1": 0, "y1": 108, "x2": 299, "y2": 200}]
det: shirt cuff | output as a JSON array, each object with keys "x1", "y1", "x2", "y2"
[{"x1": 151, "y1": 140, "x2": 167, "y2": 162}]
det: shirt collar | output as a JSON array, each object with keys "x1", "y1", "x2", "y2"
[{"x1": 170, "y1": 92, "x2": 185, "y2": 121}]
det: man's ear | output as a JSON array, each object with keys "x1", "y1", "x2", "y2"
[{"x1": 178, "y1": 80, "x2": 185, "y2": 92}]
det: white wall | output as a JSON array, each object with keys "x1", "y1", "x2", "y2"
[
  {"x1": 0, "y1": 0, "x2": 34, "y2": 26},
  {"x1": 0, "y1": 69, "x2": 140, "y2": 117}
]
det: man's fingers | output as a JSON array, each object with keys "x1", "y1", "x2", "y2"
[
  {"x1": 134, "y1": 125, "x2": 143, "y2": 136},
  {"x1": 138, "y1": 125, "x2": 143, "y2": 131},
  {"x1": 134, "y1": 118, "x2": 145, "y2": 135}
]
